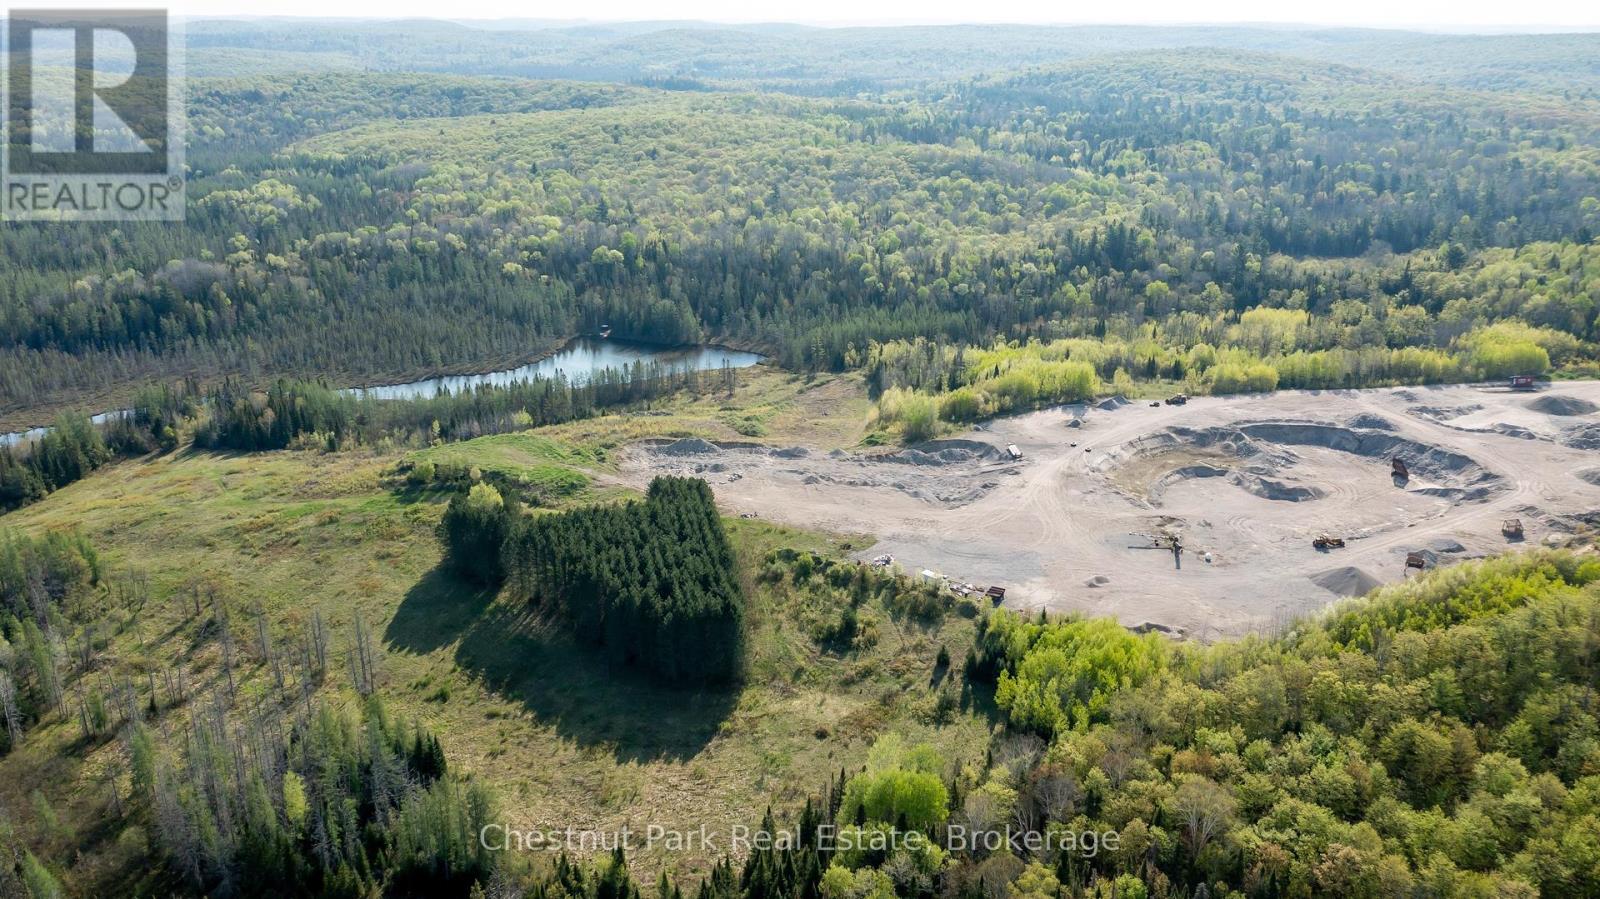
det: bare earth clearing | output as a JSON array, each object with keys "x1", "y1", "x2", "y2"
[{"x1": 619, "y1": 382, "x2": 1600, "y2": 638}]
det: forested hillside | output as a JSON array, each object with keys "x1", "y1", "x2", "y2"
[
  {"x1": 182, "y1": 20, "x2": 1600, "y2": 98},
  {"x1": 4, "y1": 32, "x2": 1600, "y2": 424}
]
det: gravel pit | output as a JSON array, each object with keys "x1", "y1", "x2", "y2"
[{"x1": 616, "y1": 381, "x2": 1600, "y2": 639}]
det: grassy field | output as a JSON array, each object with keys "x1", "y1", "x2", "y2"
[{"x1": 0, "y1": 368, "x2": 991, "y2": 892}]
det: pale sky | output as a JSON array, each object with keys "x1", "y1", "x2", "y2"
[{"x1": 81, "y1": 0, "x2": 1600, "y2": 30}]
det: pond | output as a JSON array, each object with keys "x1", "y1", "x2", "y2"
[
  {"x1": 346, "y1": 338, "x2": 765, "y2": 401},
  {"x1": 1, "y1": 339, "x2": 766, "y2": 445}
]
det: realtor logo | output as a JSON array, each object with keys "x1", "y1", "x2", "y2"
[{"x1": 2, "y1": 8, "x2": 184, "y2": 220}]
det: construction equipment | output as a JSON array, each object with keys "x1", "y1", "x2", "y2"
[
  {"x1": 1391, "y1": 458, "x2": 1409, "y2": 480},
  {"x1": 1502, "y1": 518, "x2": 1524, "y2": 539},
  {"x1": 1005, "y1": 444, "x2": 1023, "y2": 461},
  {"x1": 1164, "y1": 394, "x2": 1188, "y2": 406},
  {"x1": 1313, "y1": 535, "x2": 1346, "y2": 550},
  {"x1": 1404, "y1": 552, "x2": 1427, "y2": 574},
  {"x1": 1509, "y1": 375, "x2": 1537, "y2": 391},
  {"x1": 984, "y1": 586, "x2": 1006, "y2": 603}
]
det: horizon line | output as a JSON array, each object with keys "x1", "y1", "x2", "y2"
[{"x1": 171, "y1": 15, "x2": 1600, "y2": 33}]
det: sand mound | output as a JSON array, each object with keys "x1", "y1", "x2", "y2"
[
  {"x1": 1530, "y1": 395, "x2": 1598, "y2": 416},
  {"x1": 1311, "y1": 566, "x2": 1382, "y2": 597}
]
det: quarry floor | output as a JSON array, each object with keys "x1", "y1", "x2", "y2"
[{"x1": 618, "y1": 382, "x2": 1600, "y2": 638}]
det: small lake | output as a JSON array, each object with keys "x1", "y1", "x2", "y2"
[
  {"x1": 1, "y1": 339, "x2": 766, "y2": 446},
  {"x1": 1, "y1": 410, "x2": 125, "y2": 448},
  {"x1": 345, "y1": 338, "x2": 765, "y2": 401}
]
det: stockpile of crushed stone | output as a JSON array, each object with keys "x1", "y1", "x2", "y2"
[
  {"x1": 656, "y1": 437, "x2": 720, "y2": 456},
  {"x1": 1529, "y1": 395, "x2": 1599, "y2": 416},
  {"x1": 1311, "y1": 566, "x2": 1382, "y2": 597},
  {"x1": 877, "y1": 439, "x2": 1007, "y2": 466}
]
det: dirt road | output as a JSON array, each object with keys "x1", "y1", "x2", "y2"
[{"x1": 618, "y1": 382, "x2": 1600, "y2": 638}]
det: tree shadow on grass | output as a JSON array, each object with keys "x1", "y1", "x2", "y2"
[
  {"x1": 385, "y1": 564, "x2": 497, "y2": 655},
  {"x1": 960, "y1": 675, "x2": 999, "y2": 720},
  {"x1": 452, "y1": 601, "x2": 738, "y2": 764},
  {"x1": 387, "y1": 565, "x2": 737, "y2": 763}
]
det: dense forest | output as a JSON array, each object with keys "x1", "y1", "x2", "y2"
[
  {"x1": 642, "y1": 547, "x2": 1600, "y2": 899},
  {"x1": 4, "y1": 33, "x2": 1600, "y2": 423},
  {"x1": 489, "y1": 477, "x2": 746, "y2": 683}
]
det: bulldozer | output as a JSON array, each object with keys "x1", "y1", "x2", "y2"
[{"x1": 1313, "y1": 535, "x2": 1346, "y2": 550}]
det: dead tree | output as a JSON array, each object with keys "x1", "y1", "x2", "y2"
[
  {"x1": 0, "y1": 672, "x2": 23, "y2": 745},
  {"x1": 253, "y1": 603, "x2": 271, "y2": 661},
  {"x1": 118, "y1": 678, "x2": 142, "y2": 729},
  {"x1": 78, "y1": 622, "x2": 97, "y2": 673},
  {"x1": 215, "y1": 595, "x2": 236, "y2": 699},
  {"x1": 309, "y1": 609, "x2": 329, "y2": 677},
  {"x1": 253, "y1": 603, "x2": 286, "y2": 691},
  {"x1": 348, "y1": 614, "x2": 378, "y2": 697},
  {"x1": 106, "y1": 762, "x2": 125, "y2": 817}
]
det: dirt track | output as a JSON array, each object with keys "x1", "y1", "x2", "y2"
[{"x1": 618, "y1": 382, "x2": 1600, "y2": 638}]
